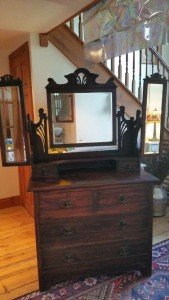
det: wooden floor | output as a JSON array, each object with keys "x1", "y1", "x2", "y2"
[
  {"x1": 0, "y1": 206, "x2": 168, "y2": 300},
  {"x1": 153, "y1": 206, "x2": 169, "y2": 244},
  {"x1": 0, "y1": 207, "x2": 38, "y2": 300}
]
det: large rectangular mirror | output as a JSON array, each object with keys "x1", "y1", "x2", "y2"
[
  {"x1": 141, "y1": 74, "x2": 167, "y2": 156},
  {"x1": 46, "y1": 68, "x2": 117, "y2": 153},
  {"x1": 50, "y1": 92, "x2": 114, "y2": 146}
]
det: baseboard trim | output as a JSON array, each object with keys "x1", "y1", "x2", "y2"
[{"x1": 0, "y1": 195, "x2": 21, "y2": 209}]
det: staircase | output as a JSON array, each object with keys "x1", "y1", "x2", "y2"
[
  {"x1": 40, "y1": 11, "x2": 169, "y2": 151},
  {"x1": 46, "y1": 24, "x2": 141, "y2": 117}
]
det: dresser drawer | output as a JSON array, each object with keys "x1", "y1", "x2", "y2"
[
  {"x1": 41, "y1": 254, "x2": 150, "y2": 291},
  {"x1": 38, "y1": 190, "x2": 95, "y2": 218},
  {"x1": 37, "y1": 184, "x2": 151, "y2": 219},
  {"x1": 98, "y1": 185, "x2": 151, "y2": 212},
  {"x1": 41, "y1": 239, "x2": 151, "y2": 272},
  {"x1": 40, "y1": 212, "x2": 150, "y2": 246},
  {"x1": 40, "y1": 238, "x2": 151, "y2": 290}
]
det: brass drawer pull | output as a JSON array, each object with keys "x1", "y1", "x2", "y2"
[
  {"x1": 119, "y1": 246, "x2": 128, "y2": 256},
  {"x1": 118, "y1": 194, "x2": 127, "y2": 204},
  {"x1": 65, "y1": 254, "x2": 74, "y2": 262},
  {"x1": 120, "y1": 220, "x2": 127, "y2": 229},
  {"x1": 64, "y1": 226, "x2": 74, "y2": 236},
  {"x1": 64, "y1": 200, "x2": 72, "y2": 208}
]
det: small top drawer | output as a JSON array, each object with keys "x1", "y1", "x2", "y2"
[
  {"x1": 37, "y1": 184, "x2": 151, "y2": 219},
  {"x1": 38, "y1": 190, "x2": 95, "y2": 219},
  {"x1": 98, "y1": 185, "x2": 150, "y2": 212}
]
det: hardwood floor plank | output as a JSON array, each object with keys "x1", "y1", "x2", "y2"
[
  {"x1": 0, "y1": 267, "x2": 38, "y2": 293},
  {"x1": 153, "y1": 214, "x2": 169, "y2": 226},
  {"x1": 0, "y1": 247, "x2": 37, "y2": 269},
  {"x1": 0, "y1": 229, "x2": 35, "y2": 257},
  {"x1": 153, "y1": 207, "x2": 169, "y2": 221},
  {"x1": 153, "y1": 220, "x2": 169, "y2": 236},
  {"x1": 0, "y1": 212, "x2": 33, "y2": 229},
  {"x1": 0, "y1": 224, "x2": 35, "y2": 240},
  {"x1": 0, "y1": 280, "x2": 6, "y2": 294},
  {"x1": 0, "y1": 292, "x2": 11, "y2": 300},
  {"x1": 0, "y1": 257, "x2": 37, "y2": 280},
  {"x1": 153, "y1": 231, "x2": 169, "y2": 245},
  {"x1": 0, "y1": 206, "x2": 26, "y2": 216},
  {"x1": 5, "y1": 281, "x2": 38, "y2": 300}
]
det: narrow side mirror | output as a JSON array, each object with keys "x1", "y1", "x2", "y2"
[
  {"x1": 141, "y1": 73, "x2": 167, "y2": 156},
  {"x1": 0, "y1": 75, "x2": 30, "y2": 165}
]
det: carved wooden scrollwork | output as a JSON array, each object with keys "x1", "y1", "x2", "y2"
[
  {"x1": 0, "y1": 74, "x2": 21, "y2": 85},
  {"x1": 27, "y1": 108, "x2": 48, "y2": 163},
  {"x1": 46, "y1": 68, "x2": 117, "y2": 92},
  {"x1": 116, "y1": 106, "x2": 142, "y2": 156}
]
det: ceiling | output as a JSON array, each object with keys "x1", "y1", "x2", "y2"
[{"x1": 0, "y1": 0, "x2": 97, "y2": 48}]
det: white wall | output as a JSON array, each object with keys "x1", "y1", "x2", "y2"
[{"x1": 29, "y1": 33, "x2": 76, "y2": 120}]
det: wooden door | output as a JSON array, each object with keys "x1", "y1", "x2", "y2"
[{"x1": 9, "y1": 42, "x2": 34, "y2": 216}]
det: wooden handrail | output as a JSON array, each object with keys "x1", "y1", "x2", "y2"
[
  {"x1": 46, "y1": 0, "x2": 100, "y2": 34},
  {"x1": 149, "y1": 47, "x2": 169, "y2": 73}
]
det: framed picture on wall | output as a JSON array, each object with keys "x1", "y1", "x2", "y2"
[{"x1": 55, "y1": 93, "x2": 74, "y2": 122}]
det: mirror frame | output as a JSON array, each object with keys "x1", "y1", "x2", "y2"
[
  {"x1": 46, "y1": 68, "x2": 117, "y2": 150},
  {"x1": 141, "y1": 73, "x2": 167, "y2": 157},
  {"x1": 0, "y1": 74, "x2": 30, "y2": 165}
]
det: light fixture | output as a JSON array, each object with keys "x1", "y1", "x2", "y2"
[{"x1": 146, "y1": 108, "x2": 161, "y2": 141}]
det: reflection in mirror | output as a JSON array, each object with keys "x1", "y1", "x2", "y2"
[
  {"x1": 51, "y1": 92, "x2": 113, "y2": 145},
  {"x1": 144, "y1": 83, "x2": 163, "y2": 154},
  {"x1": 0, "y1": 75, "x2": 29, "y2": 165}
]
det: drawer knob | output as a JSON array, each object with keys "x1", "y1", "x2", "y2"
[
  {"x1": 65, "y1": 200, "x2": 72, "y2": 208},
  {"x1": 119, "y1": 194, "x2": 127, "y2": 203},
  {"x1": 65, "y1": 254, "x2": 73, "y2": 262},
  {"x1": 64, "y1": 226, "x2": 74, "y2": 236},
  {"x1": 119, "y1": 246, "x2": 128, "y2": 256},
  {"x1": 120, "y1": 220, "x2": 127, "y2": 229}
]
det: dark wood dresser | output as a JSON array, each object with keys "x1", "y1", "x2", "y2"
[{"x1": 30, "y1": 169, "x2": 158, "y2": 291}]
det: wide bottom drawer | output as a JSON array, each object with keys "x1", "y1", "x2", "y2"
[
  {"x1": 41, "y1": 238, "x2": 151, "y2": 270},
  {"x1": 40, "y1": 251, "x2": 151, "y2": 291}
]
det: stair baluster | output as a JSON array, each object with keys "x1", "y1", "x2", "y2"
[
  {"x1": 151, "y1": 51, "x2": 154, "y2": 74},
  {"x1": 156, "y1": 46, "x2": 160, "y2": 74},
  {"x1": 78, "y1": 14, "x2": 83, "y2": 40},
  {"x1": 118, "y1": 56, "x2": 122, "y2": 81},
  {"x1": 145, "y1": 49, "x2": 148, "y2": 77},
  {"x1": 138, "y1": 50, "x2": 142, "y2": 101},
  {"x1": 111, "y1": 58, "x2": 115, "y2": 74},
  {"x1": 132, "y1": 52, "x2": 136, "y2": 95},
  {"x1": 125, "y1": 54, "x2": 129, "y2": 88},
  {"x1": 70, "y1": 19, "x2": 75, "y2": 31}
]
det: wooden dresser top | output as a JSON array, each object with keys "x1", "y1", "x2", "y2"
[{"x1": 29, "y1": 170, "x2": 159, "y2": 192}]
